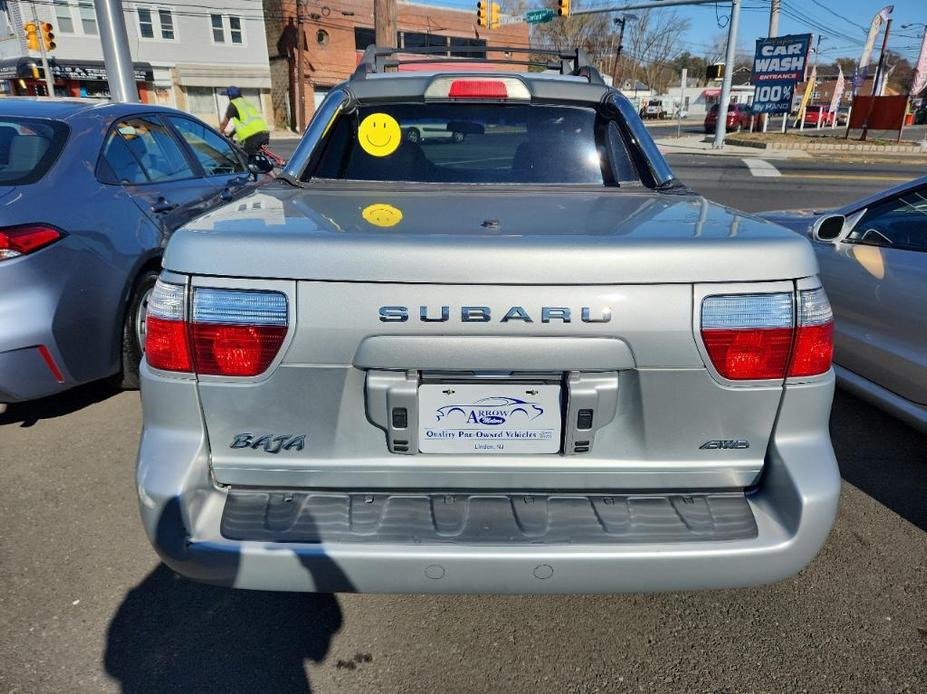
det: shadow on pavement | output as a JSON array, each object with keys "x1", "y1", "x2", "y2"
[
  {"x1": 105, "y1": 498, "x2": 351, "y2": 693},
  {"x1": 104, "y1": 565, "x2": 343, "y2": 694},
  {"x1": 0, "y1": 380, "x2": 121, "y2": 428},
  {"x1": 831, "y1": 388, "x2": 927, "y2": 532}
]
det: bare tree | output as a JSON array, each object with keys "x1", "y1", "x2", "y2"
[
  {"x1": 619, "y1": 9, "x2": 691, "y2": 94},
  {"x1": 530, "y1": 1, "x2": 613, "y2": 72}
]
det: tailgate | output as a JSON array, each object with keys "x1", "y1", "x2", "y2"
[{"x1": 192, "y1": 278, "x2": 790, "y2": 491}]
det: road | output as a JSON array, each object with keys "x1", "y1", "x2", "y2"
[
  {"x1": 1, "y1": 148, "x2": 925, "y2": 694},
  {"x1": 268, "y1": 136, "x2": 925, "y2": 213}
]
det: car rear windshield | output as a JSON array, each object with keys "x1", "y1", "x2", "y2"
[
  {"x1": 308, "y1": 103, "x2": 638, "y2": 185},
  {"x1": 0, "y1": 118, "x2": 68, "y2": 185}
]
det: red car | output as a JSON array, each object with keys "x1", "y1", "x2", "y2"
[
  {"x1": 802, "y1": 109, "x2": 844, "y2": 127},
  {"x1": 703, "y1": 103, "x2": 753, "y2": 133}
]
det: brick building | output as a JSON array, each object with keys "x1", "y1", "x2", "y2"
[{"x1": 263, "y1": 0, "x2": 530, "y2": 129}]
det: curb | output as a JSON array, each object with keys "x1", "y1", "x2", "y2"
[{"x1": 726, "y1": 137, "x2": 925, "y2": 154}]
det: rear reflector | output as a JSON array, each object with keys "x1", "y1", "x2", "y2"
[
  {"x1": 0, "y1": 224, "x2": 63, "y2": 261},
  {"x1": 145, "y1": 281, "x2": 288, "y2": 377},
  {"x1": 700, "y1": 290, "x2": 833, "y2": 381},
  {"x1": 37, "y1": 345, "x2": 65, "y2": 383}
]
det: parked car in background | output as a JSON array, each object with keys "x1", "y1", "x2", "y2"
[
  {"x1": 642, "y1": 99, "x2": 668, "y2": 120},
  {"x1": 0, "y1": 99, "x2": 272, "y2": 411},
  {"x1": 704, "y1": 103, "x2": 752, "y2": 133},
  {"x1": 802, "y1": 109, "x2": 847, "y2": 127},
  {"x1": 403, "y1": 119, "x2": 483, "y2": 144},
  {"x1": 759, "y1": 177, "x2": 927, "y2": 432}
]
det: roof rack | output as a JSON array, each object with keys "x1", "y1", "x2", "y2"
[{"x1": 351, "y1": 45, "x2": 605, "y2": 86}]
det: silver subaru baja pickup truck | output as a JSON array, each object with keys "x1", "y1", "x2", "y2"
[{"x1": 136, "y1": 47, "x2": 840, "y2": 594}]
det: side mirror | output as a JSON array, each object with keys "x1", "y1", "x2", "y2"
[
  {"x1": 812, "y1": 214, "x2": 847, "y2": 243},
  {"x1": 247, "y1": 153, "x2": 274, "y2": 177}
]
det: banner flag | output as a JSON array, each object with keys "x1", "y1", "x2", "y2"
[
  {"x1": 855, "y1": 5, "x2": 893, "y2": 95},
  {"x1": 829, "y1": 66, "x2": 845, "y2": 113},
  {"x1": 796, "y1": 65, "x2": 817, "y2": 124},
  {"x1": 911, "y1": 30, "x2": 927, "y2": 97}
]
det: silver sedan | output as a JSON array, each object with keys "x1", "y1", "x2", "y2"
[{"x1": 760, "y1": 177, "x2": 927, "y2": 432}]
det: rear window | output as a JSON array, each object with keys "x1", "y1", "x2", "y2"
[
  {"x1": 0, "y1": 118, "x2": 68, "y2": 185},
  {"x1": 309, "y1": 103, "x2": 637, "y2": 185}
]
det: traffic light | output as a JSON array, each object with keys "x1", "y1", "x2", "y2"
[
  {"x1": 706, "y1": 63, "x2": 724, "y2": 80},
  {"x1": 476, "y1": 1, "x2": 488, "y2": 27},
  {"x1": 490, "y1": 2, "x2": 500, "y2": 29},
  {"x1": 40, "y1": 22, "x2": 56, "y2": 51},
  {"x1": 557, "y1": 0, "x2": 570, "y2": 17},
  {"x1": 24, "y1": 22, "x2": 39, "y2": 51}
]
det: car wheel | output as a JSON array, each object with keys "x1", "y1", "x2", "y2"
[
  {"x1": 118, "y1": 269, "x2": 159, "y2": 390},
  {"x1": 452, "y1": 131, "x2": 465, "y2": 144},
  {"x1": 406, "y1": 128, "x2": 421, "y2": 143}
]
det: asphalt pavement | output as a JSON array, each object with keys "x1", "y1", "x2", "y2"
[{"x1": 1, "y1": 146, "x2": 925, "y2": 694}]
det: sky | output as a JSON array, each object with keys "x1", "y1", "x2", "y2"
[{"x1": 423, "y1": 0, "x2": 927, "y2": 62}]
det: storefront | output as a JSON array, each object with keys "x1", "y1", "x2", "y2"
[{"x1": 0, "y1": 57, "x2": 154, "y2": 101}]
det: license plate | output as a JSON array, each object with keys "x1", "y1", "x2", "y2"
[{"x1": 418, "y1": 383, "x2": 562, "y2": 454}]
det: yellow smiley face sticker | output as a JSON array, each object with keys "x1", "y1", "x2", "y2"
[
  {"x1": 358, "y1": 113, "x2": 402, "y2": 157},
  {"x1": 362, "y1": 203, "x2": 403, "y2": 228}
]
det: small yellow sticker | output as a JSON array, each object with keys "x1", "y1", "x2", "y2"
[
  {"x1": 362, "y1": 203, "x2": 403, "y2": 228},
  {"x1": 358, "y1": 113, "x2": 402, "y2": 157}
]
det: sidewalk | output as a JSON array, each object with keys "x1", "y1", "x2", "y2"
[
  {"x1": 654, "y1": 134, "x2": 811, "y2": 159},
  {"x1": 270, "y1": 128, "x2": 302, "y2": 140}
]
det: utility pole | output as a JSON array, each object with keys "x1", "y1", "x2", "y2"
[
  {"x1": 677, "y1": 67, "x2": 687, "y2": 138},
  {"x1": 94, "y1": 0, "x2": 138, "y2": 102},
  {"x1": 375, "y1": 0, "x2": 397, "y2": 48},
  {"x1": 862, "y1": 18, "x2": 891, "y2": 141},
  {"x1": 28, "y1": 2, "x2": 55, "y2": 97},
  {"x1": 611, "y1": 16, "x2": 628, "y2": 85},
  {"x1": 762, "y1": 0, "x2": 780, "y2": 132},
  {"x1": 296, "y1": 5, "x2": 304, "y2": 132},
  {"x1": 712, "y1": 0, "x2": 741, "y2": 149}
]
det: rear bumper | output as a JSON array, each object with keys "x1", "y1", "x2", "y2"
[
  {"x1": 0, "y1": 254, "x2": 70, "y2": 403},
  {"x1": 137, "y1": 367, "x2": 840, "y2": 593}
]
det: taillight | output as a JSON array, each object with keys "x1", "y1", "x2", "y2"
[
  {"x1": 145, "y1": 281, "x2": 288, "y2": 377},
  {"x1": 700, "y1": 289, "x2": 833, "y2": 381},
  {"x1": 0, "y1": 224, "x2": 63, "y2": 260},
  {"x1": 146, "y1": 280, "x2": 192, "y2": 372},
  {"x1": 701, "y1": 293, "x2": 794, "y2": 380},
  {"x1": 789, "y1": 288, "x2": 834, "y2": 377},
  {"x1": 425, "y1": 76, "x2": 531, "y2": 101},
  {"x1": 448, "y1": 79, "x2": 508, "y2": 99},
  {"x1": 191, "y1": 289, "x2": 287, "y2": 376}
]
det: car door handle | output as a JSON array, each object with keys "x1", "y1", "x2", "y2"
[{"x1": 151, "y1": 197, "x2": 177, "y2": 214}]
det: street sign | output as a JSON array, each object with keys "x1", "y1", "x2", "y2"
[
  {"x1": 751, "y1": 34, "x2": 812, "y2": 84},
  {"x1": 525, "y1": 8, "x2": 555, "y2": 24},
  {"x1": 751, "y1": 83, "x2": 795, "y2": 114}
]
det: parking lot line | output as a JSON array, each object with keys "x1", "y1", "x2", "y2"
[{"x1": 743, "y1": 158, "x2": 782, "y2": 177}]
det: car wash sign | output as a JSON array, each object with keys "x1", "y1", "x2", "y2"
[
  {"x1": 751, "y1": 34, "x2": 812, "y2": 84},
  {"x1": 751, "y1": 34, "x2": 811, "y2": 114}
]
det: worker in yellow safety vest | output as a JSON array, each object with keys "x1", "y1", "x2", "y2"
[{"x1": 219, "y1": 86, "x2": 271, "y2": 154}]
